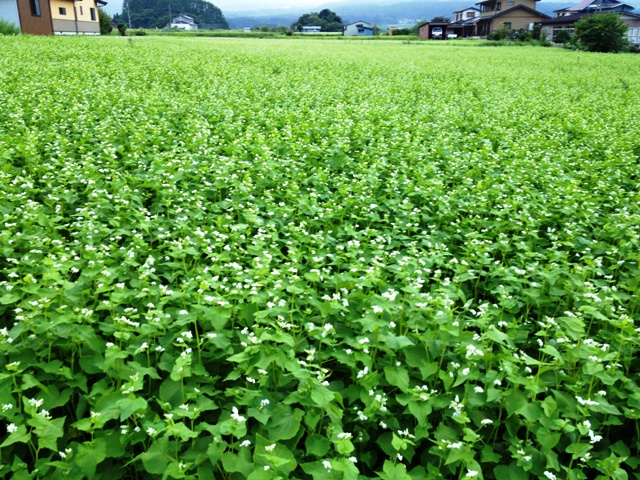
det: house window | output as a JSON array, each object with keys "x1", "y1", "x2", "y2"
[
  {"x1": 80, "y1": 6, "x2": 83, "y2": 15},
  {"x1": 90, "y1": 8, "x2": 96, "y2": 21},
  {"x1": 503, "y1": 22, "x2": 512, "y2": 29},
  {"x1": 59, "y1": 7, "x2": 67, "y2": 15},
  {"x1": 29, "y1": 0, "x2": 41, "y2": 16},
  {"x1": 496, "y1": 2, "x2": 502, "y2": 11},
  {"x1": 507, "y1": 1, "x2": 514, "y2": 5},
  {"x1": 467, "y1": 12, "x2": 475, "y2": 18}
]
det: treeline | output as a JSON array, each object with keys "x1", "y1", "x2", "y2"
[
  {"x1": 115, "y1": 0, "x2": 228, "y2": 29},
  {"x1": 292, "y1": 9, "x2": 343, "y2": 32}
]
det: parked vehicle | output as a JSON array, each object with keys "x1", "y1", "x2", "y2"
[{"x1": 432, "y1": 27, "x2": 443, "y2": 39}]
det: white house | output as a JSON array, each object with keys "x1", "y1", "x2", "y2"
[
  {"x1": 302, "y1": 25, "x2": 321, "y2": 33},
  {"x1": 343, "y1": 20, "x2": 374, "y2": 36},
  {"x1": 170, "y1": 14, "x2": 197, "y2": 30}
]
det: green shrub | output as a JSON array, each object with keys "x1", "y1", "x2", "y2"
[
  {"x1": 532, "y1": 24, "x2": 542, "y2": 40},
  {"x1": 391, "y1": 28, "x2": 412, "y2": 36},
  {"x1": 553, "y1": 29, "x2": 572, "y2": 44},
  {"x1": 0, "y1": 19, "x2": 20, "y2": 35},
  {"x1": 117, "y1": 23, "x2": 127, "y2": 36},
  {"x1": 574, "y1": 12, "x2": 628, "y2": 52},
  {"x1": 98, "y1": 9, "x2": 113, "y2": 35},
  {"x1": 487, "y1": 28, "x2": 507, "y2": 40}
]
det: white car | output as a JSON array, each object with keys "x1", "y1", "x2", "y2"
[
  {"x1": 432, "y1": 27, "x2": 443, "y2": 39},
  {"x1": 447, "y1": 33, "x2": 458, "y2": 39}
]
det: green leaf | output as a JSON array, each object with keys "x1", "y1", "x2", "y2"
[
  {"x1": 378, "y1": 460, "x2": 412, "y2": 480},
  {"x1": 518, "y1": 402, "x2": 542, "y2": 423},
  {"x1": 0, "y1": 424, "x2": 31, "y2": 448},
  {"x1": 493, "y1": 464, "x2": 527, "y2": 480},
  {"x1": 159, "y1": 378, "x2": 183, "y2": 406},
  {"x1": 267, "y1": 405, "x2": 304, "y2": 441},
  {"x1": 385, "y1": 335, "x2": 415, "y2": 349},
  {"x1": 247, "y1": 470, "x2": 274, "y2": 480},
  {"x1": 167, "y1": 421, "x2": 198, "y2": 441},
  {"x1": 305, "y1": 434, "x2": 330, "y2": 457},
  {"x1": 301, "y1": 461, "x2": 334, "y2": 480},
  {"x1": 137, "y1": 437, "x2": 171, "y2": 475},
  {"x1": 505, "y1": 389, "x2": 527, "y2": 417},
  {"x1": 566, "y1": 443, "x2": 592, "y2": 458},
  {"x1": 541, "y1": 395, "x2": 557, "y2": 417},
  {"x1": 37, "y1": 416, "x2": 66, "y2": 451},
  {"x1": 408, "y1": 400, "x2": 432, "y2": 424},
  {"x1": 541, "y1": 344, "x2": 563, "y2": 360},
  {"x1": 384, "y1": 366, "x2": 410, "y2": 391},
  {"x1": 536, "y1": 427, "x2": 561, "y2": 451},
  {"x1": 481, "y1": 444, "x2": 502, "y2": 463},
  {"x1": 0, "y1": 293, "x2": 20, "y2": 305},
  {"x1": 254, "y1": 434, "x2": 297, "y2": 474},
  {"x1": 310, "y1": 384, "x2": 335, "y2": 408},
  {"x1": 221, "y1": 448, "x2": 254, "y2": 477},
  {"x1": 76, "y1": 438, "x2": 108, "y2": 478},
  {"x1": 117, "y1": 396, "x2": 148, "y2": 421}
]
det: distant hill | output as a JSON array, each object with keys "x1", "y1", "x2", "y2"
[
  {"x1": 114, "y1": 0, "x2": 229, "y2": 29},
  {"x1": 225, "y1": 1, "x2": 582, "y2": 29}
]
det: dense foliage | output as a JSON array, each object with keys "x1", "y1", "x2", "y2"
[
  {"x1": 574, "y1": 12, "x2": 628, "y2": 53},
  {"x1": 98, "y1": 10, "x2": 113, "y2": 35},
  {"x1": 1, "y1": 36, "x2": 640, "y2": 480},
  {"x1": 116, "y1": 0, "x2": 228, "y2": 29},
  {"x1": 293, "y1": 9, "x2": 343, "y2": 33},
  {"x1": 0, "y1": 18, "x2": 20, "y2": 35}
]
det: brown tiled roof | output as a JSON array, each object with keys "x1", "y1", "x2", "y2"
[{"x1": 539, "y1": 13, "x2": 590, "y2": 24}]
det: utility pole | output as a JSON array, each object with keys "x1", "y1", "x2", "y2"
[{"x1": 125, "y1": 0, "x2": 131, "y2": 29}]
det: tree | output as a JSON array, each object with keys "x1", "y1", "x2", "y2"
[
  {"x1": 431, "y1": 16, "x2": 451, "y2": 23},
  {"x1": 573, "y1": 12, "x2": 628, "y2": 53},
  {"x1": 292, "y1": 9, "x2": 343, "y2": 32},
  {"x1": 410, "y1": 19, "x2": 427, "y2": 35},
  {"x1": 99, "y1": 9, "x2": 113, "y2": 34}
]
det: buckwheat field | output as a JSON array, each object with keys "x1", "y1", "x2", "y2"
[{"x1": 1, "y1": 36, "x2": 640, "y2": 479}]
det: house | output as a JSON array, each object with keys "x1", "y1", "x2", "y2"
[
  {"x1": 539, "y1": 1, "x2": 640, "y2": 44},
  {"x1": 302, "y1": 25, "x2": 321, "y2": 33},
  {"x1": 343, "y1": 20, "x2": 374, "y2": 36},
  {"x1": 51, "y1": 0, "x2": 103, "y2": 34},
  {"x1": 475, "y1": 0, "x2": 550, "y2": 36},
  {"x1": 170, "y1": 14, "x2": 197, "y2": 30},
  {"x1": 0, "y1": 0, "x2": 104, "y2": 35},
  {"x1": 448, "y1": 7, "x2": 481, "y2": 37},
  {"x1": 554, "y1": 0, "x2": 635, "y2": 17}
]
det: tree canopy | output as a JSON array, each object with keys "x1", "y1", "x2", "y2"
[
  {"x1": 118, "y1": 0, "x2": 228, "y2": 29},
  {"x1": 431, "y1": 16, "x2": 451, "y2": 23},
  {"x1": 292, "y1": 9, "x2": 343, "y2": 32},
  {"x1": 574, "y1": 12, "x2": 628, "y2": 52}
]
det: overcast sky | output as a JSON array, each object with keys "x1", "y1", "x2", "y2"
[{"x1": 215, "y1": 0, "x2": 341, "y2": 9}]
